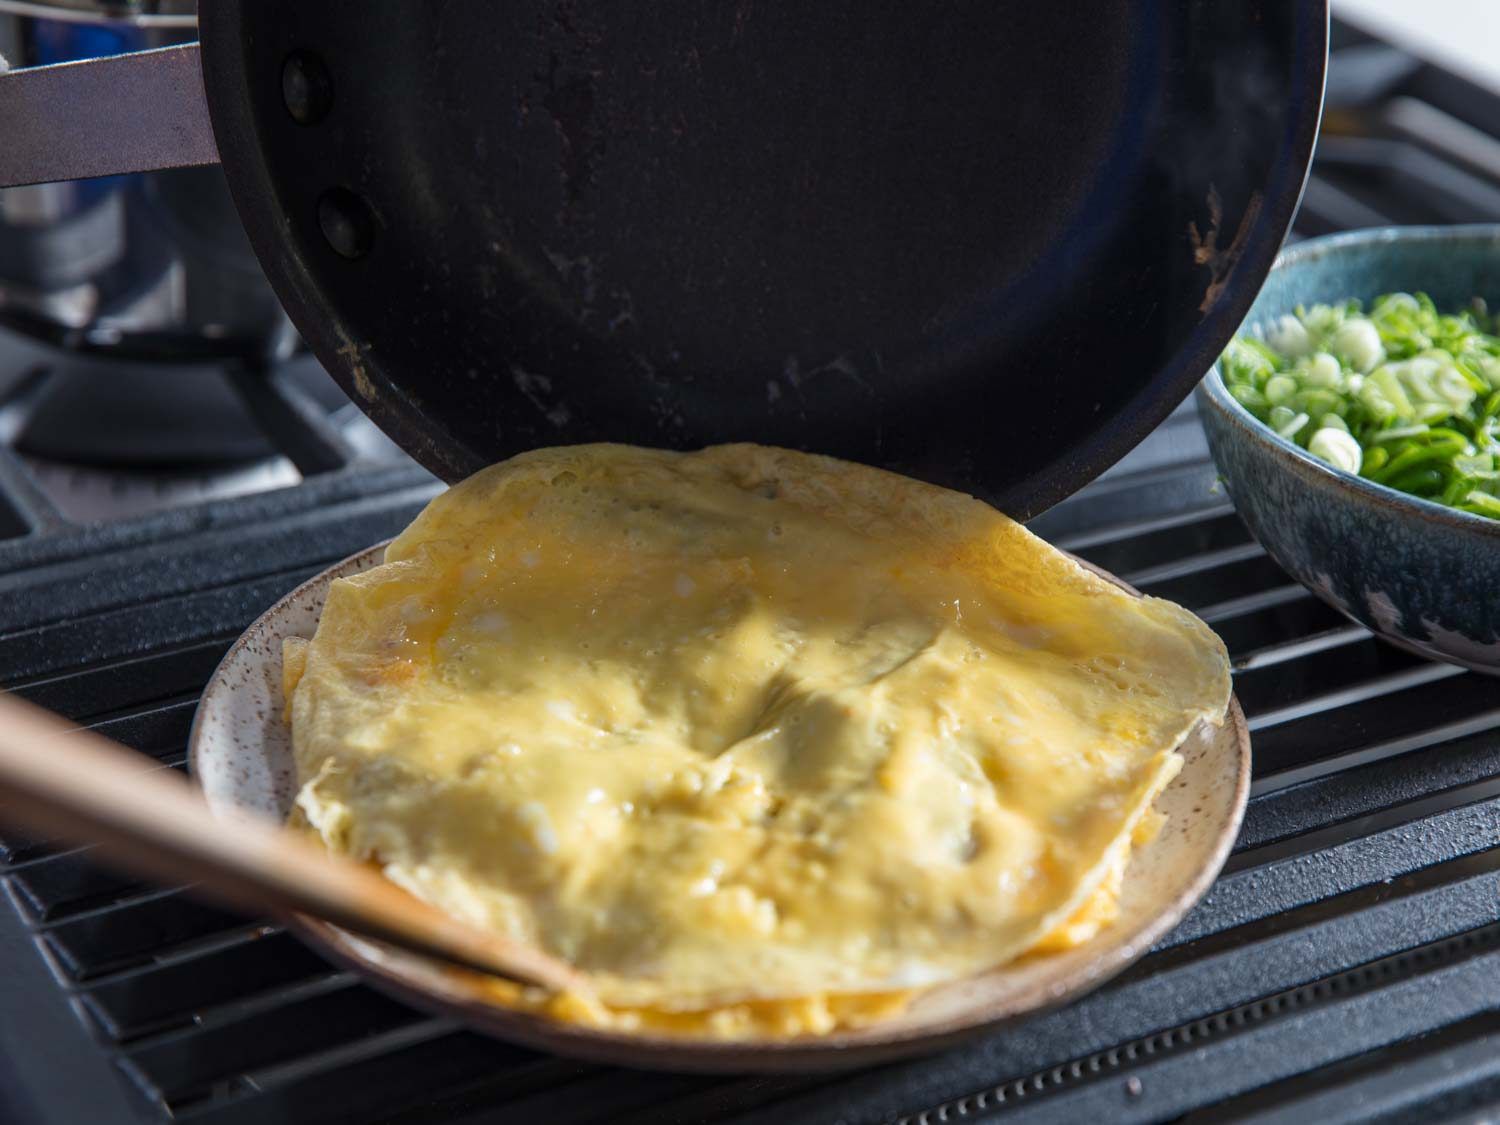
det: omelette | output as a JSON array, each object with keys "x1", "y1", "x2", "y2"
[{"x1": 283, "y1": 443, "x2": 1231, "y2": 1036}]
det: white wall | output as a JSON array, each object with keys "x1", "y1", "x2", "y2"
[{"x1": 1336, "y1": 0, "x2": 1500, "y2": 93}]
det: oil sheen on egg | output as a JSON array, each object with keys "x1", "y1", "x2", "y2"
[{"x1": 284, "y1": 444, "x2": 1231, "y2": 1030}]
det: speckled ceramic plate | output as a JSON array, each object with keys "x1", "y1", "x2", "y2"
[{"x1": 188, "y1": 543, "x2": 1250, "y2": 1072}]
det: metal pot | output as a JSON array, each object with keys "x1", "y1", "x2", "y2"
[{"x1": 0, "y1": 0, "x2": 296, "y2": 363}]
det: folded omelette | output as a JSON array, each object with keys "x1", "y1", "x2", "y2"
[{"x1": 283, "y1": 443, "x2": 1230, "y2": 1034}]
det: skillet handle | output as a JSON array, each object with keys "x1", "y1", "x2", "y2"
[{"x1": 0, "y1": 43, "x2": 218, "y2": 189}]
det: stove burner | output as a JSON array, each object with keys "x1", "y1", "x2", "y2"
[
  {"x1": 0, "y1": 339, "x2": 409, "y2": 524},
  {"x1": 15, "y1": 364, "x2": 284, "y2": 466},
  {"x1": 13, "y1": 451, "x2": 301, "y2": 523}
]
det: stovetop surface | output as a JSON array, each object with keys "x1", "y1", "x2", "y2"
[{"x1": 4, "y1": 18, "x2": 1500, "y2": 1125}]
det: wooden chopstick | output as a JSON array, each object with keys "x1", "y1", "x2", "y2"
[{"x1": 0, "y1": 690, "x2": 582, "y2": 995}]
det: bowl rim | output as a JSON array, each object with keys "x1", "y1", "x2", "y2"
[{"x1": 1199, "y1": 222, "x2": 1500, "y2": 539}]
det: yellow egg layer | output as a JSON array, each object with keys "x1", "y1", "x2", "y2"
[{"x1": 284, "y1": 444, "x2": 1230, "y2": 1031}]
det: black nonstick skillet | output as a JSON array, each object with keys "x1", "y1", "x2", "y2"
[{"x1": 0, "y1": 1, "x2": 1326, "y2": 516}]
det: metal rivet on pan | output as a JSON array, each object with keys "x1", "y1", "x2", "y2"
[
  {"x1": 282, "y1": 50, "x2": 333, "y2": 125},
  {"x1": 317, "y1": 188, "x2": 375, "y2": 260}
]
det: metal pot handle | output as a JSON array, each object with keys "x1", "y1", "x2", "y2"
[{"x1": 0, "y1": 44, "x2": 218, "y2": 188}]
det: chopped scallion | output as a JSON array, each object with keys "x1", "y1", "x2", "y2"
[{"x1": 1219, "y1": 291, "x2": 1500, "y2": 520}]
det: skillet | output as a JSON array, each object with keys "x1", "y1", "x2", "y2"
[{"x1": 0, "y1": 1, "x2": 1326, "y2": 517}]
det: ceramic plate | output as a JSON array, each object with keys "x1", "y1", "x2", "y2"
[{"x1": 188, "y1": 543, "x2": 1250, "y2": 1072}]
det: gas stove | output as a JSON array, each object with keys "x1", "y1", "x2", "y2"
[
  {"x1": 4, "y1": 17, "x2": 1500, "y2": 1125},
  {"x1": 0, "y1": 324, "x2": 420, "y2": 521}
]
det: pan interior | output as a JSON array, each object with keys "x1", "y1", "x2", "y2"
[{"x1": 199, "y1": 1, "x2": 1323, "y2": 517}]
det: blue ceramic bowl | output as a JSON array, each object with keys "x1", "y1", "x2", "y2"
[{"x1": 1196, "y1": 225, "x2": 1500, "y2": 674}]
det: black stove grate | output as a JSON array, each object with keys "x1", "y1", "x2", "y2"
[
  {"x1": 5, "y1": 18, "x2": 1500, "y2": 1125},
  {"x1": 6, "y1": 441, "x2": 1500, "y2": 1125}
]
